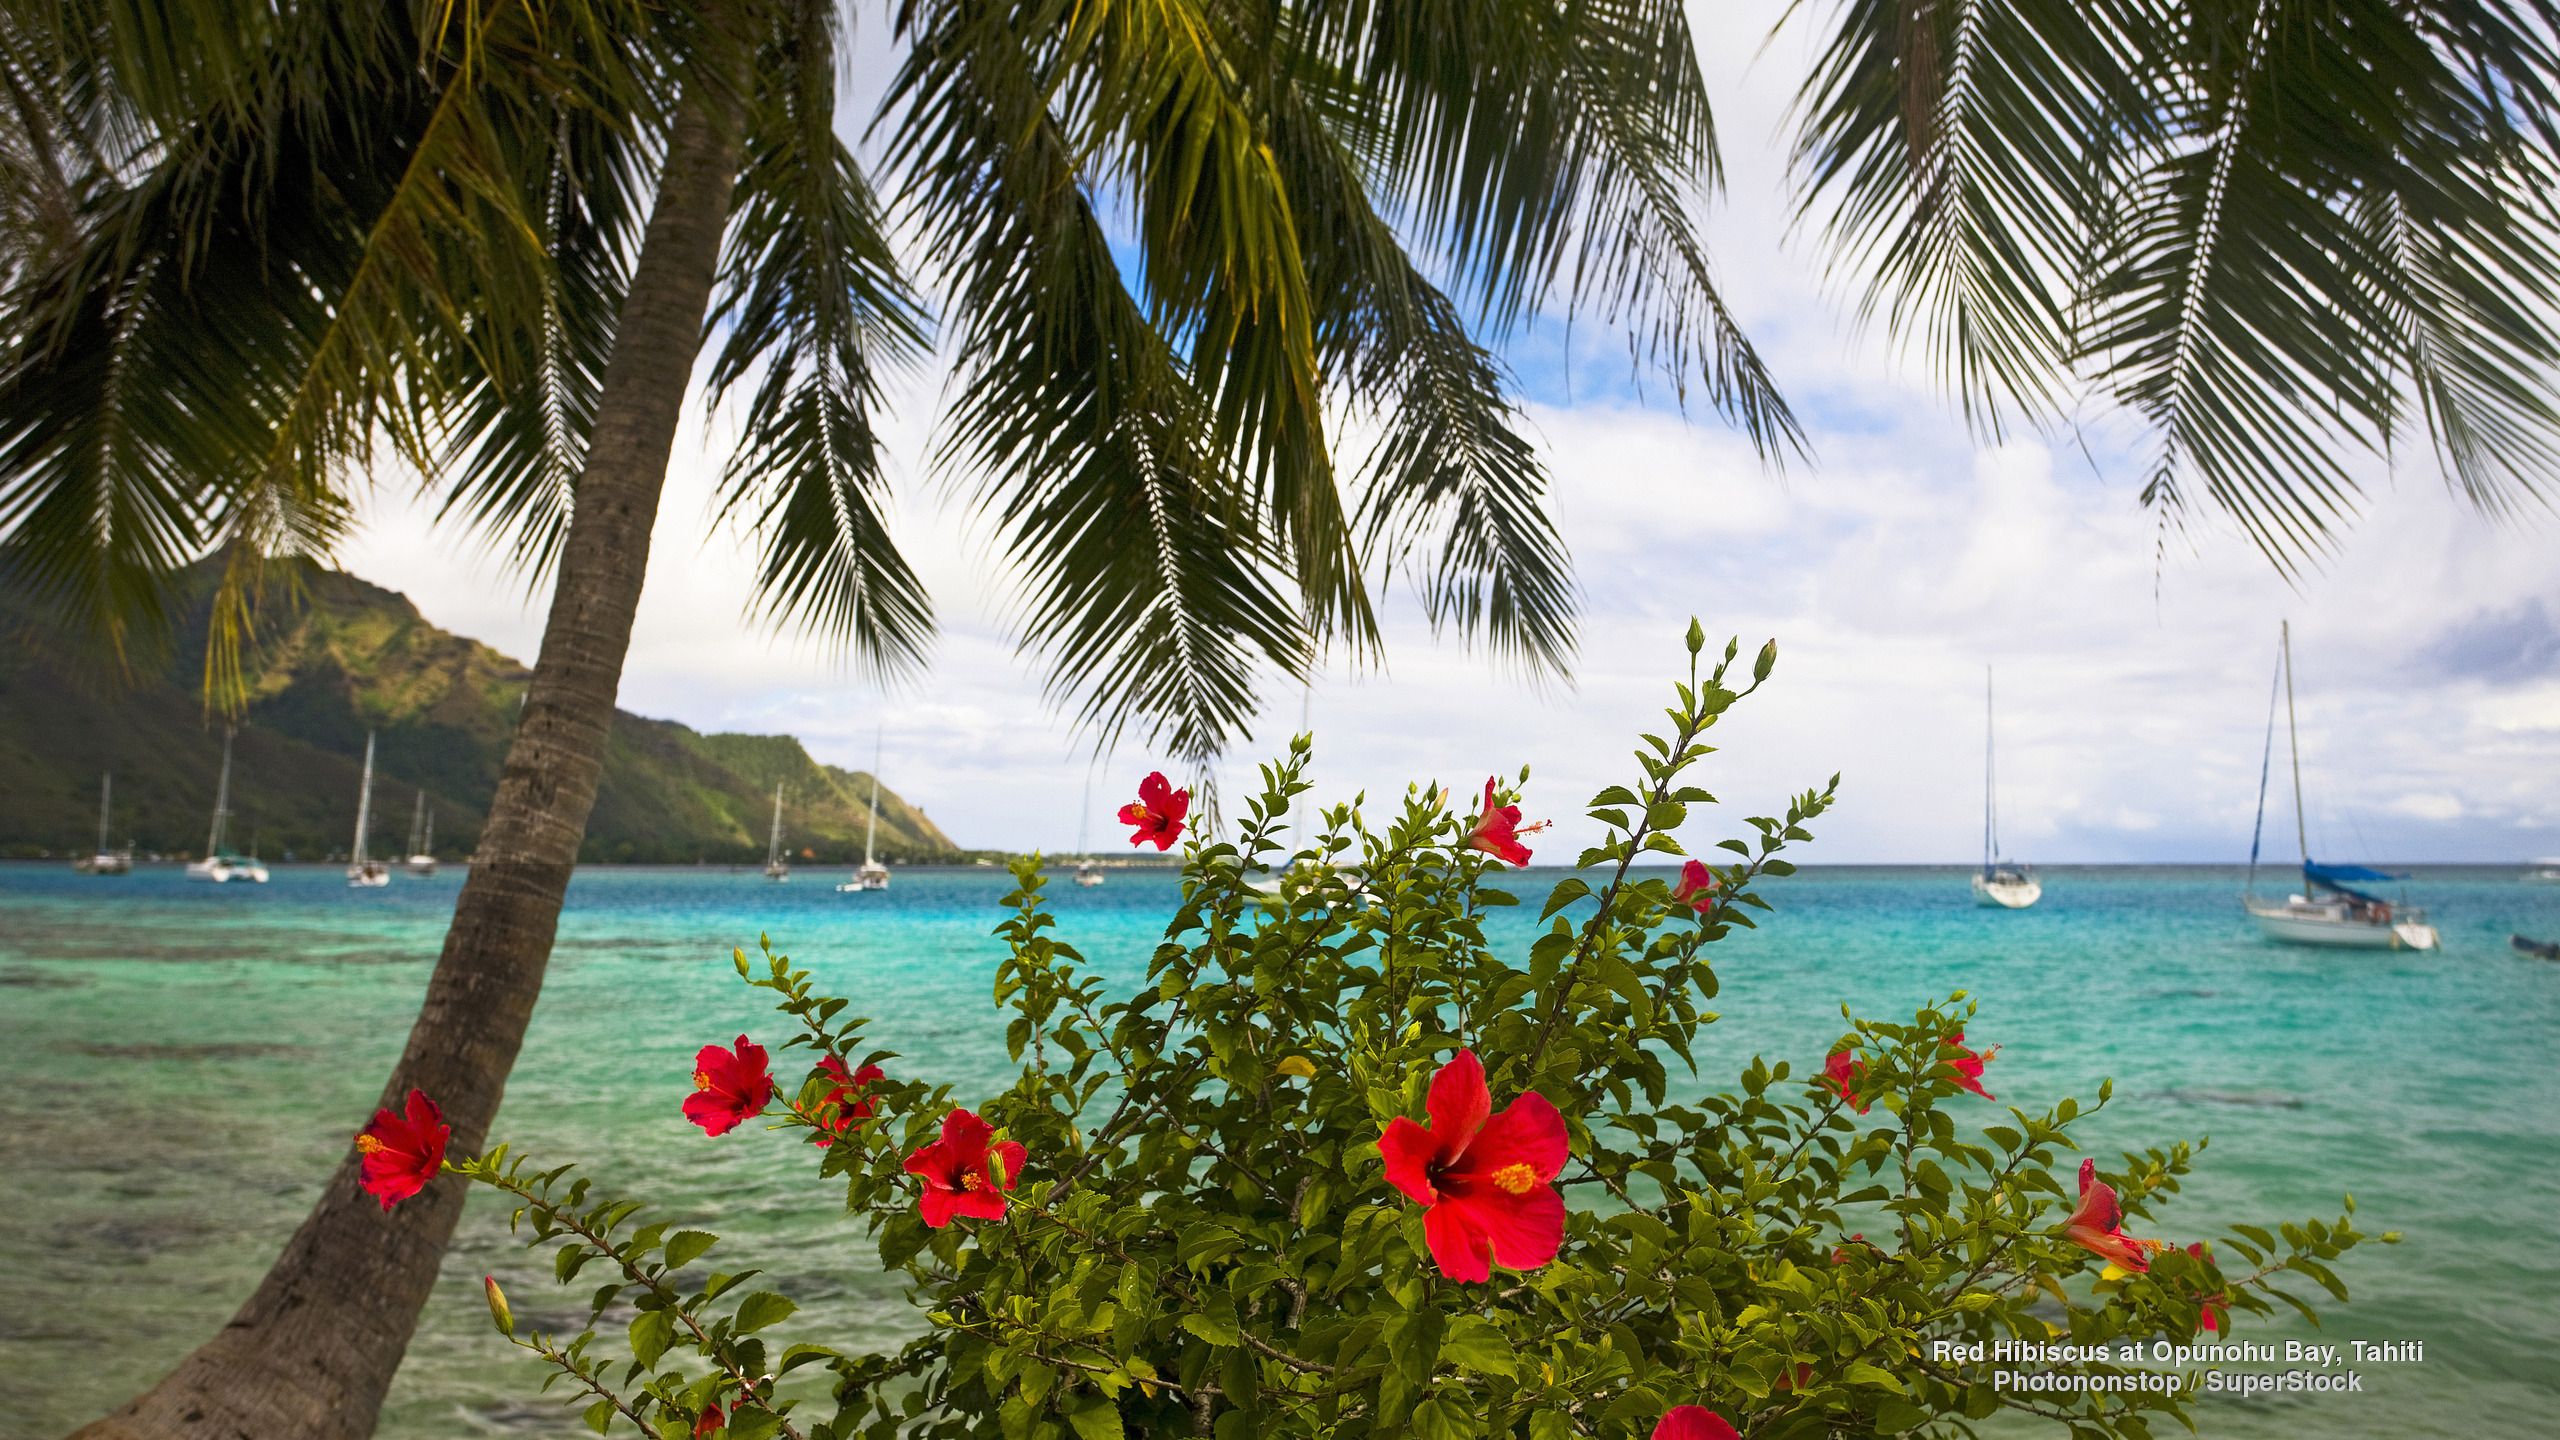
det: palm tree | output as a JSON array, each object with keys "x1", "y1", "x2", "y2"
[
  {"x1": 2, "y1": 2, "x2": 1782, "y2": 1435},
  {"x1": 1786, "y1": 0, "x2": 2560, "y2": 566}
]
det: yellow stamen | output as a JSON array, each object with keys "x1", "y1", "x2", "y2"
[
  {"x1": 1490, "y1": 1162, "x2": 1539, "y2": 1195},
  {"x1": 692, "y1": 1070, "x2": 713, "y2": 1091},
  {"x1": 962, "y1": 1172, "x2": 989, "y2": 1193},
  {"x1": 355, "y1": 1135, "x2": 386, "y2": 1155}
]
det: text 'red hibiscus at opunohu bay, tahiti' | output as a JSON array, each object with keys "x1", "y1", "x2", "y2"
[
  {"x1": 685, "y1": 1035, "x2": 777, "y2": 1137},
  {"x1": 904, "y1": 1108, "x2": 1026, "y2": 1227},
  {"x1": 1464, "y1": 777, "x2": 1542, "y2": 865},
  {"x1": 1379, "y1": 1049, "x2": 1569, "y2": 1282},
  {"x1": 355, "y1": 1088, "x2": 450, "y2": 1210},
  {"x1": 1119, "y1": 772, "x2": 1190, "y2": 850}
]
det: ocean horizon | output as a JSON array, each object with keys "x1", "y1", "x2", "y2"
[{"x1": 4, "y1": 861, "x2": 2555, "y2": 1437}]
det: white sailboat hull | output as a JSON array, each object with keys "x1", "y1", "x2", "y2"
[
  {"x1": 348, "y1": 862, "x2": 390, "y2": 888},
  {"x1": 2246, "y1": 899, "x2": 2438, "y2": 951},
  {"x1": 188, "y1": 856, "x2": 269, "y2": 883},
  {"x1": 1971, "y1": 872, "x2": 2042, "y2": 908},
  {"x1": 405, "y1": 856, "x2": 438, "y2": 877},
  {"x1": 838, "y1": 860, "x2": 890, "y2": 892}
]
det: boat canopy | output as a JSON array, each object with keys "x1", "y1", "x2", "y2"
[{"x1": 2304, "y1": 860, "x2": 2399, "y2": 884}]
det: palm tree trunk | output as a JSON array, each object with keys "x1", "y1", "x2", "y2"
[{"x1": 70, "y1": 52, "x2": 748, "y2": 1440}]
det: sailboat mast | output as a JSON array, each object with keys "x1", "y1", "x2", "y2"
[
  {"x1": 2281, "y1": 621, "x2": 2307, "y2": 862},
  {"x1": 1983, "y1": 667, "x2": 1998, "y2": 869},
  {"x1": 766, "y1": 783, "x2": 785, "y2": 867},
  {"x1": 352, "y1": 732, "x2": 376, "y2": 865},
  {"x1": 409, "y1": 790, "x2": 426, "y2": 855},
  {"x1": 1076, "y1": 760, "x2": 1094, "y2": 859},
  {"x1": 98, "y1": 772, "x2": 112, "y2": 853},
  {"x1": 863, "y1": 731, "x2": 882, "y2": 866},
  {"x1": 208, "y1": 727, "x2": 235, "y2": 855}
]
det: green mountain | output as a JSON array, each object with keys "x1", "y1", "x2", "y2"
[{"x1": 0, "y1": 564, "x2": 959, "y2": 864}]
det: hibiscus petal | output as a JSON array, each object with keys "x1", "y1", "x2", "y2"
[
  {"x1": 1460, "y1": 1090, "x2": 1569, "y2": 1184},
  {"x1": 917, "y1": 1184, "x2": 960, "y2": 1229},
  {"x1": 1421, "y1": 1202, "x2": 1494, "y2": 1283},
  {"x1": 403, "y1": 1088, "x2": 445, "y2": 1134},
  {"x1": 952, "y1": 1187, "x2": 1010, "y2": 1222},
  {"x1": 1378, "y1": 1117, "x2": 1440, "y2": 1204},
  {"x1": 1469, "y1": 1183, "x2": 1566, "y2": 1271},
  {"x1": 1424, "y1": 1050, "x2": 1492, "y2": 1160},
  {"x1": 1653, "y1": 1407, "x2": 1740, "y2": 1440},
  {"x1": 902, "y1": 1140, "x2": 949, "y2": 1180},
  {"x1": 940, "y1": 1108, "x2": 994, "y2": 1161},
  {"x1": 990, "y1": 1141, "x2": 1028, "y2": 1190},
  {"x1": 684, "y1": 1091, "x2": 746, "y2": 1137},
  {"x1": 1139, "y1": 771, "x2": 1172, "y2": 810}
]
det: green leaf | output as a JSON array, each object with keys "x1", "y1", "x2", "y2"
[
  {"x1": 732, "y1": 1291, "x2": 798, "y2": 1333},
  {"x1": 1064, "y1": 1393, "x2": 1123, "y2": 1440},
  {"x1": 1180, "y1": 1313, "x2": 1241, "y2": 1348},
  {"x1": 1439, "y1": 1316, "x2": 1517, "y2": 1378},
  {"x1": 663, "y1": 1230, "x2": 718, "y2": 1271},
  {"x1": 582, "y1": 1397, "x2": 614, "y2": 1435},
  {"x1": 628, "y1": 1308, "x2": 675, "y2": 1370}
]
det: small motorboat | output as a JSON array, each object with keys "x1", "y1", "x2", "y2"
[{"x1": 2514, "y1": 934, "x2": 2560, "y2": 961}]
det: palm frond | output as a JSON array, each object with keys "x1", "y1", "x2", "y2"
[
  {"x1": 887, "y1": 0, "x2": 1310, "y2": 762},
  {"x1": 1296, "y1": 0, "x2": 1800, "y2": 455},
  {"x1": 1792, "y1": 0, "x2": 2560, "y2": 567},
  {"x1": 706, "y1": 0, "x2": 932, "y2": 679},
  {"x1": 1789, "y1": 0, "x2": 2148, "y2": 432},
  {"x1": 1256, "y1": 63, "x2": 1575, "y2": 675}
]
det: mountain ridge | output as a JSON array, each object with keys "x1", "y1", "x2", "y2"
[{"x1": 0, "y1": 563, "x2": 961, "y2": 863}]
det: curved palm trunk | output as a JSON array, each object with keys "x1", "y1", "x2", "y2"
[{"x1": 71, "y1": 62, "x2": 747, "y2": 1440}]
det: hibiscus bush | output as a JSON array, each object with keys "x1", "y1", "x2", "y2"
[{"x1": 384, "y1": 625, "x2": 2381, "y2": 1440}]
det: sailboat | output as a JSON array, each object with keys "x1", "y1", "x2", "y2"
[
  {"x1": 186, "y1": 727, "x2": 269, "y2": 883},
  {"x1": 762, "y1": 782, "x2": 791, "y2": 881},
  {"x1": 2243, "y1": 623, "x2": 2438, "y2": 950},
  {"x1": 1073, "y1": 762, "x2": 1105, "y2": 887},
  {"x1": 347, "y1": 731, "x2": 390, "y2": 887},
  {"x1": 838, "y1": 733, "x2": 890, "y2": 892},
  {"x1": 1970, "y1": 668, "x2": 2042, "y2": 909},
  {"x1": 405, "y1": 789, "x2": 438, "y2": 876},
  {"x1": 77, "y1": 772, "x2": 133, "y2": 874}
]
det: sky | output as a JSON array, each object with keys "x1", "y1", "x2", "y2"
[{"x1": 342, "y1": 1, "x2": 2559, "y2": 865}]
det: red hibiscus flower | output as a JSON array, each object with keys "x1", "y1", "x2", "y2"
[
  {"x1": 1654, "y1": 1407, "x2": 1740, "y2": 1440},
  {"x1": 810, "y1": 1055, "x2": 885, "y2": 1147},
  {"x1": 1672, "y1": 859, "x2": 1719, "y2": 913},
  {"x1": 1823, "y1": 1048, "x2": 1871, "y2": 1114},
  {"x1": 1944, "y1": 1031, "x2": 1997, "y2": 1100},
  {"x1": 2189, "y1": 1242, "x2": 2230, "y2": 1331},
  {"x1": 1464, "y1": 777, "x2": 1541, "y2": 866},
  {"x1": 1378, "y1": 1049, "x2": 1568, "y2": 1283},
  {"x1": 684, "y1": 1036, "x2": 776, "y2": 1137},
  {"x1": 2062, "y1": 1158, "x2": 2157, "y2": 1272},
  {"x1": 1118, "y1": 772, "x2": 1190, "y2": 850},
  {"x1": 694, "y1": 1402, "x2": 723, "y2": 1438},
  {"x1": 355, "y1": 1088, "x2": 449, "y2": 1211},
  {"x1": 904, "y1": 1108, "x2": 1026, "y2": 1227}
]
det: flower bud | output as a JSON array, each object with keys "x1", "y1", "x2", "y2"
[{"x1": 483, "y1": 1275, "x2": 514, "y2": 1336}]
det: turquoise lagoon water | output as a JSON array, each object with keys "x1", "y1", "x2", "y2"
[{"x1": 2, "y1": 862, "x2": 2556, "y2": 1438}]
